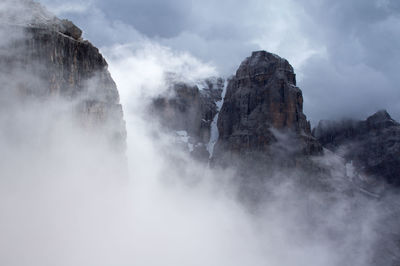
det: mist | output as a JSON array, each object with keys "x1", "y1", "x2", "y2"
[{"x1": 0, "y1": 2, "x2": 399, "y2": 266}]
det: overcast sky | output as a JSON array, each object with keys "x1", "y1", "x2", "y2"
[{"x1": 39, "y1": 0, "x2": 400, "y2": 124}]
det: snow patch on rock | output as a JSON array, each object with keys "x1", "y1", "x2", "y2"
[{"x1": 207, "y1": 79, "x2": 228, "y2": 158}]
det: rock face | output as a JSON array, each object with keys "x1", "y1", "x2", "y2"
[
  {"x1": 151, "y1": 77, "x2": 224, "y2": 160},
  {"x1": 314, "y1": 110, "x2": 400, "y2": 186},
  {"x1": 213, "y1": 51, "x2": 322, "y2": 167},
  {"x1": 0, "y1": 0, "x2": 126, "y2": 151},
  {"x1": 314, "y1": 111, "x2": 400, "y2": 266}
]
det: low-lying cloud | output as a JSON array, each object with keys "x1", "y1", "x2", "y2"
[{"x1": 1, "y1": 1, "x2": 400, "y2": 266}]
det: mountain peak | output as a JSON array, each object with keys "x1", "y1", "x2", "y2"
[
  {"x1": 237, "y1": 50, "x2": 296, "y2": 86},
  {"x1": 213, "y1": 51, "x2": 321, "y2": 167},
  {"x1": 366, "y1": 109, "x2": 397, "y2": 129},
  {"x1": 0, "y1": 0, "x2": 82, "y2": 40},
  {"x1": 368, "y1": 109, "x2": 391, "y2": 121},
  {"x1": 250, "y1": 50, "x2": 284, "y2": 61}
]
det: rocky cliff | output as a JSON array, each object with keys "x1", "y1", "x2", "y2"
[
  {"x1": 151, "y1": 77, "x2": 224, "y2": 160},
  {"x1": 212, "y1": 51, "x2": 322, "y2": 168},
  {"x1": 313, "y1": 110, "x2": 400, "y2": 265},
  {"x1": 0, "y1": 0, "x2": 126, "y2": 152},
  {"x1": 314, "y1": 110, "x2": 400, "y2": 187}
]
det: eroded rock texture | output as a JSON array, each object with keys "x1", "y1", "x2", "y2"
[
  {"x1": 151, "y1": 77, "x2": 224, "y2": 160},
  {"x1": 313, "y1": 111, "x2": 400, "y2": 266},
  {"x1": 0, "y1": 1, "x2": 126, "y2": 151},
  {"x1": 213, "y1": 51, "x2": 322, "y2": 168},
  {"x1": 314, "y1": 110, "x2": 400, "y2": 187}
]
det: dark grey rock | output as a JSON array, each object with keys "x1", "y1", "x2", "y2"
[
  {"x1": 212, "y1": 51, "x2": 322, "y2": 168},
  {"x1": 314, "y1": 110, "x2": 400, "y2": 186},
  {"x1": 151, "y1": 77, "x2": 224, "y2": 161},
  {"x1": 58, "y1": 19, "x2": 83, "y2": 40},
  {"x1": 0, "y1": 1, "x2": 126, "y2": 152}
]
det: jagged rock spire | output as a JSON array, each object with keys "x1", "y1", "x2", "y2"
[{"x1": 213, "y1": 50, "x2": 321, "y2": 165}]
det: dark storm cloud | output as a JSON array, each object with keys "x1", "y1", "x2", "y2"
[
  {"x1": 298, "y1": 0, "x2": 400, "y2": 122},
  {"x1": 96, "y1": 0, "x2": 192, "y2": 38},
  {"x1": 39, "y1": 0, "x2": 400, "y2": 122}
]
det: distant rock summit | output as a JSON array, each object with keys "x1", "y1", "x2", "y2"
[
  {"x1": 0, "y1": 0, "x2": 126, "y2": 151},
  {"x1": 314, "y1": 110, "x2": 400, "y2": 186}
]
